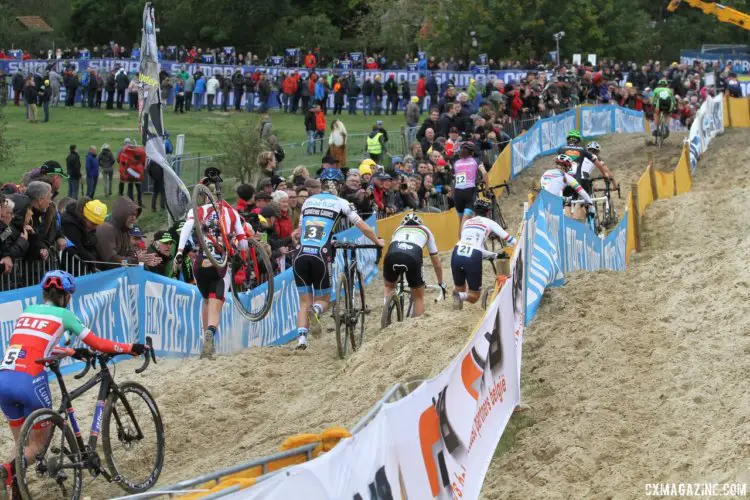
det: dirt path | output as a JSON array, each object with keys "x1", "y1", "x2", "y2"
[{"x1": 482, "y1": 129, "x2": 750, "y2": 499}]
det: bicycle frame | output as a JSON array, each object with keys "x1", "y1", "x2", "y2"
[{"x1": 46, "y1": 359, "x2": 144, "y2": 482}]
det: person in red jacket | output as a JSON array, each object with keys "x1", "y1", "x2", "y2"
[
  {"x1": 282, "y1": 75, "x2": 298, "y2": 113},
  {"x1": 510, "y1": 89, "x2": 523, "y2": 120},
  {"x1": 272, "y1": 191, "x2": 294, "y2": 238},
  {"x1": 416, "y1": 74, "x2": 426, "y2": 113},
  {"x1": 304, "y1": 51, "x2": 316, "y2": 69}
]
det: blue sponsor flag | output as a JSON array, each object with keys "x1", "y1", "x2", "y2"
[
  {"x1": 8, "y1": 49, "x2": 22, "y2": 60},
  {"x1": 270, "y1": 56, "x2": 283, "y2": 66},
  {"x1": 223, "y1": 46, "x2": 235, "y2": 55},
  {"x1": 350, "y1": 52, "x2": 362, "y2": 62},
  {"x1": 407, "y1": 63, "x2": 417, "y2": 71},
  {"x1": 285, "y1": 48, "x2": 298, "y2": 57},
  {"x1": 479, "y1": 53, "x2": 488, "y2": 64},
  {"x1": 341, "y1": 60, "x2": 351, "y2": 70},
  {"x1": 417, "y1": 51, "x2": 427, "y2": 61}
]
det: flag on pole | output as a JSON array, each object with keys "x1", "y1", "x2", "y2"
[{"x1": 139, "y1": 3, "x2": 190, "y2": 221}]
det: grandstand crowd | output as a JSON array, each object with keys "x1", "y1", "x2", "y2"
[{"x1": 0, "y1": 51, "x2": 743, "y2": 292}]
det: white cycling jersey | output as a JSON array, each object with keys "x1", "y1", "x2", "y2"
[
  {"x1": 391, "y1": 224, "x2": 439, "y2": 255},
  {"x1": 455, "y1": 216, "x2": 512, "y2": 258},
  {"x1": 540, "y1": 169, "x2": 593, "y2": 204},
  {"x1": 178, "y1": 200, "x2": 248, "y2": 255},
  {"x1": 577, "y1": 153, "x2": 599, "y2": 177}
]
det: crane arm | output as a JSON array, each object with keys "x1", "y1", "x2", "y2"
[{"x1": 667, "y1": 0, "x2": 750, "y2": 30}]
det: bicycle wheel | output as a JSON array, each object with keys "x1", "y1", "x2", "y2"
[
  {"x1": 381, "y1": 294, "x2": 403, "y2": 329},
  {"x1": 488, "y1": 198, "x2": 509, "y2": 252},
  {"x1": 102, "y1": 382, "x2": 165, "y2": 494},
  {"x1": 333, "y1": 274, "x2": 351, "y2": 359},
  {"x1": 230, "y1": 238, "x2": 275, "y2": 321},
  {"x1": 481, "y1": 288, "x2": 491, "y2": 310},
  {"x1": 16, "y1": 409, "x2": 82, "y2": 500},
  {"x1": 191, "y1": 183, "x2": 229, "y2": 269}
]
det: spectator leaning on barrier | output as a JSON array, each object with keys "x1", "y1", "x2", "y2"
[
  {"x1": 26, "y1": 181, "x2": 57, "y2": 259},
  {"x1": 1, "y1": 195, "x2": 33, "y2": 268},
  {"x1": 95, "y1": 196, "x2": 145, "y2": 269},
  {"x1": 60, "y1": 197, "x2": 106, "y2": 267},
  {"x1": 144, "y1": 231, "x2": 175, "y2": 276}
]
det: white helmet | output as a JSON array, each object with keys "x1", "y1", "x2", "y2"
[
  {"x1": 401, "y1": 213, "x2": 423, "y2": 226},
  {"x1": 587, "y1": 141, "x2": 601, "y2": 152}
]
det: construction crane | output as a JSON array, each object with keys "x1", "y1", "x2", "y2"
[{"x1": 667, "y1": 0, "x2": 750, "y2": 30}]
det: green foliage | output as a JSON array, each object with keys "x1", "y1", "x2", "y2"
[
  {"x1": 210, "y1": 115, "x2": 266, "y2": 184},
  {"x1": 0, "y1": 110, "x2": 13, "y2": 170},
  {"x1": 272, "y1": 15, "x2": 342, "y2": 56}
]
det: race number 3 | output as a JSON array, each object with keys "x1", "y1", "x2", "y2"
[{"x1": 304, "y1": 224, "x2": 325, "y2": 241}]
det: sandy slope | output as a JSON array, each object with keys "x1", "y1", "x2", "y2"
[{"x1": 482, "y1": 128, "x2": 750, "y2": 499}]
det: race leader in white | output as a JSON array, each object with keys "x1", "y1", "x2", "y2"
[{"x1": 451, "y1": 197, "x2": 516, "y2": 309}]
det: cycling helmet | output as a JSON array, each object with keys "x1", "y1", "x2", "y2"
[
  {"x1": 41, "y1": 270, "x2": 76, "y2": 294},
  {"x1": 566, "y1": 130, "x2": 582, "y2": 142},
  {"x1": 319, "y1": 168, "x2": 345, "y2": 183},
  {"x1": 473, "y1": 197, "x2": 492, "y2": 214},
  {"x1": 401, "y1": 213, "x2": 423, "y2": 226},
  {"x1": 202, "y1": 167, "x2": 223, "y2": 184},
  {"x1": 555, "y1": 154, "x2": 574, "y2": 171},
  {"x1": 586, "y1": 141, "x2": 601, "y2": 152},
  {"x1": 460, "y1": 141, "x2": 476, "y2": 153},
  {"x1": 658, "y1": 78, "x2": 668, "y2": 87}
]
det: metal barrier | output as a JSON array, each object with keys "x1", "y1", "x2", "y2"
[{"x1": 116, "y1": 382, "x2": 414, "y2": 499}]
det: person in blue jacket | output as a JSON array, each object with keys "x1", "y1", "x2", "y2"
[
  {"x1": 193, "y1": 73, "x2": 206, "y2": 112},
  {"x1": 85, "y1": 145, "x2": 99, "y2": 198}
]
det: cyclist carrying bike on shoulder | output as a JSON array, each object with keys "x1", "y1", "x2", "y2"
[
  {"x1": 292, "y1": 168, "x2": 384, "y2": 351},
  {"x1": 176, "y1": 167, "x2": 248, "y2": 360},
  {"x1": 651, "y1": 79, "x2": 676, "y2": 139},
  {"x1": 0, "y1": 270, "x2": 147, "y2": 496},
  {"x1": 451, "y1": 198, "x2": 516, "y2": 310},
  {"x1": 541, "y1": 154, "x2": 594, "y2": 218},
  {"x1": 383, "y1": 213, "x2": 445, "y2": 319}
]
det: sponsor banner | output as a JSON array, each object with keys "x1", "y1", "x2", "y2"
[
  {"x1": 539, "y1": 109, "x2": 577, "y2": 156},
  {"x1": 523, "y1": 189, "x2": 628, "y2": 324},
  {"x1": 523, "y1": 190, "x2": 565, "y2": 323},
  {"x1": 384, "y1": 280, "x2": 520, "y2": 499},
  {"x1": 580, "y1": 105, "x2": 614, "y2": 137},
  {"x1": 680, "y1": 50, "x2": 750, "y2": 74},
  {"x1": 510, "y1": 222, "x2": 526, "y2": 392},
  {"x1": 235, "y1": 411, "x2": 402, "y2": 500},
  {"x1": 688, "y1": 93, "x2": 724, "y2": 172},
  {"x1": 615, "y1": 106, "x2": 646, "y2": 133},
  {"x1": 510, "y1": 125, "x2": 542, "y2": 178}
]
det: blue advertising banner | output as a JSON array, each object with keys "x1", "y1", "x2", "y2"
[
  {"x1": 523, "y1": 190, "x2": 628, "y2": 324},
  {"x1": 0, "y1": 215, "x2": 379, "y2": 366},
  {"x1": 680, "y1": 50, "x2": 750, "y2": 74},
  {"x1": 580, "y1": 105, "x2": 615, "y2": 138}
]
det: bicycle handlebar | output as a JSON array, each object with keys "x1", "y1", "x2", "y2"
[
  {"x1": 36, "y1": 336, "x2": 156, "y2": 378},
  {"x1": 135, "y1": 336, "x2": 157, "y2": 374},
  {"x1": 488, "y1": 183, "x2": 511, "y2": 195},
  {"x1": 331, "y1": 240, "x2": 383, "y2": 264}
]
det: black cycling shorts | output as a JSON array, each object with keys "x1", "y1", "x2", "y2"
[
  {"x1": 193, "y1": 257, "x2": 226, "y2": 301},
  {"x1": 451, "y1": 245, "x2": 483, "y2": 291},
  {"x1": 383, "y1": 242, "x2": 425, "y2": 288},
  {"x1": 293, "y1": 247, "x2": 332, "y2": 296},
  {"x1": 657, "y1": 99, "x2": 672, "y2": 112},
  {"x1": 454, "y1": 187, "x2": 477, "y2": 216}
]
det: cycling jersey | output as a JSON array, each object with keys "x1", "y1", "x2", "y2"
[
  {"x1": 456, "y1": 216, "x2": 512, "y2": 257},
  {"x1": 390, "y1": 225, "x2": 438, "y2": 256},
  {"x1": 579, "y1": 153, "x2": 601, "y2": 177},
  {"x1": 298, "y1": 194, "x2": 362, "y2": 253},
  {"x1": 559, "y1": 145, "x2": 596, "y2": 178},
  {"x1": 294, "y1": 193, "x2": 363, "y2": 295},
  {"x1": 651, "y1": 87, "x2": 675, "y2": 112},
  {"x1": 540, "y1": 169, "x2": 593, "y2": 204},
  {"x1": 453, "y1": 157, "x2": 480, "y2": 190},
  {"x1": 179, "y1": 200, "x2": 247, "y2": 260},
  {"x1": 1, "y1": 304, "x2": 132, "y2": 378}
]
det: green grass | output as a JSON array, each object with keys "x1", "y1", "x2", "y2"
[{"x1": 1, "y1": 104, "x2": 407, "y2": 231}]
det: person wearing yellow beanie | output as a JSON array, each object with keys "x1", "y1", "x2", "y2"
[{"x1": 60, "y1": 197, "x2": 107, "y2": 264}]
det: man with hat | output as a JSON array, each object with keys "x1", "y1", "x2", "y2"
[
  {"x1": 60, "y1": 197, "x2": 107, "y2": 269},
  {"x1": 144, "y1": 231, "x2": 175, "y2": 276},
  {"x1": 315, "y1": 153, "x2": 344, "y2": 178},
  {"x1": 129, "y1": 225, "x2": 146, "y2": 253},
  {"x1": 39, "y1": 160, "x2": 68, "y2": 199},
  {"x1": 304, "y1": 177, "x2": 322, "y2": 196}
]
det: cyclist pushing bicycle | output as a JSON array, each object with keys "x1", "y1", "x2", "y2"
[
  {"x1": 383, "y1": 213, "x2": 445, "y2": 319},
  {"x1": 451, "y1": 198, "x2": 516, "y2": 310},
  {"x1": 176, "y1": 167, "x2": 249, "y2": 360},
  {"x1": 540, "y1": 154, "x2": 594, "y2": 219},
  {"x1": 292, "y1": 168, "x2": 384, "y2": 351},
  {"x1": 0, "y1": 270, "x2": 148, "y2": 497}
]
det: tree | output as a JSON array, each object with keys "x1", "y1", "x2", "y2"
[
  {"x1": 272, "y1": 15, "x2": 341, "y2": 56},
  {"x1": 210, "y1": 115, "x2": 267, "y2": 185}
]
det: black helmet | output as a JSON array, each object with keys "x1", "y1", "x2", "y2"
[
  {"x1": 203, "y1": 167, "x2": 223, "y2": 184},
  {"x1": 473, "y1": 197, "x2": 492, "y2": 214}
]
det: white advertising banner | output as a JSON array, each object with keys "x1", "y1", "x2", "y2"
[
  {"x1": 688, "y1": 93, "x2": 725, "y2": 172},
  {"x1": 384, "y1": 281, "x2": 521, "y2": 499}
]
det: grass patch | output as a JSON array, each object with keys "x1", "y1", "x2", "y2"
[{"x1": 494, "y1": 410, "x2": 537, "y2": 458}]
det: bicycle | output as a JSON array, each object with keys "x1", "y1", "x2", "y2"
[
  {"x1": 15, "y1": 337, "x2": 163, "y2": 500},
  {"x1": 481, "y1": 183, "x2": 511, "y2": 252},
  {"x1": 564, "y1": 197, "x2": 600, "y2": 234},
  {"x1": 191, "y1": 183, "x2": 274, "y2": 321},
  {"x1": 380, "y1": 271, "x2": 446, "y2": 329},
  {"x1": 590, "y1": 178, "x2": 621, "y2": 230},
  {"x1": 479, "y1": 252, "x2": 511, "y2": 310},
  {"x1": 330, "y1": 240, "x2": 381, "y2": 359}
]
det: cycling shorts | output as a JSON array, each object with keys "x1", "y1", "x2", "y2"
[
  {"x1": 454, "y1": 187, "x2": 477, "y2": 216},
  {"x1": 657, "y1": 99, "x2": 672, "y2": 112},
  {"x1": 383, "y1": 242, "x2": 425, "y2": 289},
  {"x1": 0, "y1": 370, "x2": 52, "y2": 427},
  {"x1": 451, "y1": 245, "x2": 483, "y2": 291},
  {"x1": 293, "y1": 247, "x2": 332, "y2": 296},
  {"x1": 193, "y1": 257, "x2": 226, "y2": 301}
]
